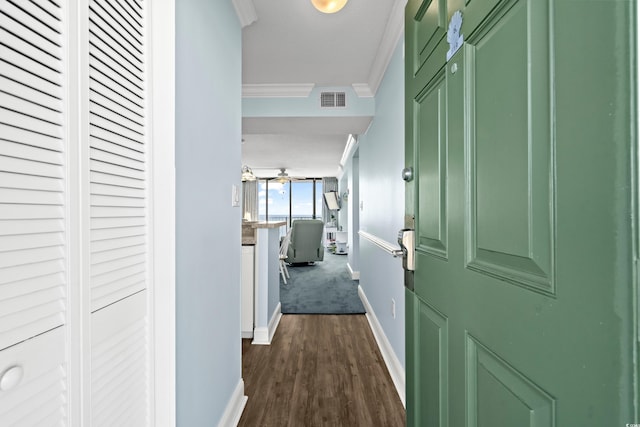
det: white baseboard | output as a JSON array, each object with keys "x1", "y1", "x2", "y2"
[
  {"x1": 252, "y1": 302, "x2": 282, "y2": 345},
  {"x1": 252, "y1": 326, "x2": 269, "y2": 345},
  {"x1": 347, "y1": 263, "x2": 360, "y2": 280},
  {"x1": 268, "y1": 302, "x2": 282, "y2": 342},
  {"x1": 217, "y1": 379, "x2": 248, "y2": 427},
  {"x1": 241, "y1": 331, "x2": 253, "y2": 339},
  {"x1": 358, "y1": 285, "x2": 406, "y2": 407}
]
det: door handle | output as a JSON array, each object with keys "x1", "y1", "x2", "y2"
[
  {"x1": 0, "y1": 365, "x2": 23, "y2": 391},
  {"x1": 398, "y1": 229, "x2": 415, "y2": 291},
  {"x1": 397, "y1": 229, "x2": 415, "y2": 271}
]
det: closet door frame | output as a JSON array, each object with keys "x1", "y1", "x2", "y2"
[{"x1": 148, "y1": 1, "x2": 176, "y2": 426}]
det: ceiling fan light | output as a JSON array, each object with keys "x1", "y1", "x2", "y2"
[
  {"x1": 241, "y1": 165, "x2": 256, "y2": 181},
  {"x1": 311, "y1": 0, "x2": 348, "y2": 14}
]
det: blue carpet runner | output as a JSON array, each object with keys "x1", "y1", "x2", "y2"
[{"x1": 280, "y1": 250, "x2": 365, "y2": 314}]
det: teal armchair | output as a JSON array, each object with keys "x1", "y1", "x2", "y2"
[{"x1": 286, "y1": 219, "x2": 325, "y2": 264}]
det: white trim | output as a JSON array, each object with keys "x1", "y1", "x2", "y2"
[
  {"x1": 347, "y1": 263, "x2": 360, "y2": 280},
  {"x1": 352, "y1": 83, "x2": 374, "y2": 98},
  {"x1": 241, "y1": 1, "x2": 404, "y2": 99},
  {"x1": 252, "y1": 302, "x2": 282, "y2": 345},
  {"x1": 217, "y1": 379, "x2": 248, "y2": 427},
  {"x1": 268, "y1": 302, "x2": 283, "y2": 342},
  {"x1": 242, "y1": 83, "x2": 315, "y2": 98},
  {"x1": 150, "y1": 1, "x2": 176, "y2": 426},
  {"x1": 252, "y1": 326, "x2": 269, "y2": 345},
  {"x1": 359, "y1": 230, "x2": 403, "y2": 257},
  {"x1": 65, "y1": 1, "x2": 89, "y2": 423},
  {"x1": 339, "y1": 134, "x2": 358, "y2": 169},
  {"x1": 76, "y1": 2, "x2": 93, "y2": 423},
  {"x1": 232, "y1": 0, "x2": 257, "y2": 28},
  {"x1": 358, "y1": 285, "x2": 406, "y2": 407},
  {"x1": 366, "y1": 0, "x2": 406, "y2": 96}
]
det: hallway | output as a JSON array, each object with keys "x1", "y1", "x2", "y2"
[{"x1": 239, "y1": 315, "x2": 406, "y2": 426}]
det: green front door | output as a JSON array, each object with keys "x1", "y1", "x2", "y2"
[{"x1": 405, "y1": 0, "x2": 637, "y2": 425}]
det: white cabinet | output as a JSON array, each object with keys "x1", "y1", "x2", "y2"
[{"x1": 241, "y1": 246, "x2": 255, "y2": 338}]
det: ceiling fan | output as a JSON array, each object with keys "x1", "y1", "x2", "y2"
[{"x1": 269, "y1": 168, "x2": 306, "y2": 184}]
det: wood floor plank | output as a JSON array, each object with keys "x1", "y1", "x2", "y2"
[{"x1": 239, "y1": 314, "x2": 406, "y2": 427}]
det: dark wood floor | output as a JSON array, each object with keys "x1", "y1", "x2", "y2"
[{"x1": 239, "y1": 314, "x2": 406, "y2": 427}]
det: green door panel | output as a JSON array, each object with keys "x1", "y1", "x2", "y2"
[
  {"x1": 405, "y1": 0, "x2": 637, "y2": 425},
  {"x1": 416, "y1": 70, "x2": 448, "y2": 260},
  {"x1": 460, "y1": 0, "x2": 504, "y2": 37},
  {"x1": 415, "y1": 0, "x2": 448, "y2": 71},
  {"x1": 465, "y1": 0, "x2": 554, "y2": 295},
  {"x1": 469, "y1": 335, "x2": 554, "y2": 426},
  {"x1": 405, "y1": 0, "x2": 449, "y2": 99},
  {"x1": 406, "y1": 289, "x2": 449, "y2": 427}
]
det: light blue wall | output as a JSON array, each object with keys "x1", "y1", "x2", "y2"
[
  {"x1": 357, "y1": 37, "x2": 405, "y2": 368},
  {"x1": 176, "y1": 1, "x2": 242, "y2": 425},
  {"x1": 347, "y1": 155, "x2": 360, "y2": 274},
  {"x1": 243, "y1": 86, "x2": 374, "y2": 118},
  {"x1": 267, "y1": 227, "x2": 281, "y2": 319},
  {"x1": 338, "y1": 174, "x2": 348, "y2": 228}
]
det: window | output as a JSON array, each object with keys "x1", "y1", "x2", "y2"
[
  {"x1": 268, "y1": 181, "x2": 290, "y2": 223},
  {"x1": 291, "y1": 180, "x2": 314, "y2": 222},
  {"x1": 257, "y1": 178, "x2": 324, "y2": 228},
  {"x1": 315, "y1": 180, "x2": 323, "y2": 219}
]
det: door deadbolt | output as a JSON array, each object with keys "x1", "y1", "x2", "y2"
[{"x1": 401, "y1": 167, "x2": 413, "y2": 182}]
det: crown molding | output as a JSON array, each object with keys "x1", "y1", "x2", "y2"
[
  {"x1": 232, "y1": 0, "x2": 258, "y2": 28},
  {"x1": 242, "y1": 83, "x2": 315, "y2": 98},
  {"x1": 367, "y1": 0, "x2": 406, "y2": 96},
  {"x1": 352, "y1": 83, "x2": 374, "y2": 98}
]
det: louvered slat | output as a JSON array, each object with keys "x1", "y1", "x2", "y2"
[
  {"x1": 91, "y1": 170, "x2": 145, "y2": 189},
  {"x1": 89, "y1": 78, "x2": 144, "y2": 118},
  {"x1": 90, "y1": 102, "x2": 144, "y2": 135},
  {"x1": 0, "y1": 122, "x2": 64, "y2": 152},
  {"x1": 91, "y1": 225, "x2": 145, "y2": 242},
  {"x1": 0, "y1": 0, "x2": 66, "y2": 353},
  {"x1": 90, "y1": 147, "x2": 144, "y2": 171},
  {"x1": 0, "y1": 154, "x2": 64, "y2": 178},
  {"x1": 92, "y1": 292, "x2": 147, "y2": 426},
  {"x1": 0, "y1": 245, "x2": 64, "y2": 269},
  {"x1": 0, "y1": 272, "x2": 65, "y2": 301},
  {"x1": 0, "y1": 74, "x2": 62, "y2": 114},
  {"x1": 0, "y1": 205, "x2": 63, "y2": 222},
  {"x1": 0, "y1": 233, "x2": 63, "y2": 253},
  {"x1": 91, "y1": 234, "x2": 146, "y2": 254},
  {"x1": 0, "y1": 1, "x2": 62, "y2": 50},
  {"x1": 0, "y1": 139, "x2": 64, "y2": 165},
  {"x1": 91, "y1": 182, "x2": 145, "y2": 198},
  {"x1": 92, "y1": 244, "x2": 145, "y2": 264}
]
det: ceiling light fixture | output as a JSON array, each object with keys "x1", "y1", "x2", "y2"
[{"x1": 311, "y1": 0, "x2": 348, "y2": 14}]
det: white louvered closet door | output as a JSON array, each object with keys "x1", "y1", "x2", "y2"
[
  {"x1": 88, "y1": 0, "x2": 149, "y2": 425},
  {"x1": 1, "y1": 0, "x2": 153, "y2": 425},
  {"x1": 0, "y1": 0, "x2": 68, "y2": 425}
]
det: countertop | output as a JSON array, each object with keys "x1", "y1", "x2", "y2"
[
  {"x1": 250, "y1": 221, "x2": 287, "y2": 229},
  {"x1": 242, "y1": 221, "x2": 286, "y2": 245}
]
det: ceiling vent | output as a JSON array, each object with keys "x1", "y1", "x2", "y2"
[{"x1": 320, "y1": 91, "x2": 346, "y2": 108}]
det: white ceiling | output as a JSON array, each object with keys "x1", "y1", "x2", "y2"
[{"x1": 239, "y1": 0, "x2": 405, "y2": 178}]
